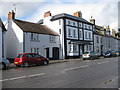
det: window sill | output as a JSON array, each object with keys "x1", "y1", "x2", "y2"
[
  {"x1": 31, "y1": 40, "x2": 40, "y2": 42},
  {"x1": 69, "y1": 51, "x2": 78, "y2": 53}
]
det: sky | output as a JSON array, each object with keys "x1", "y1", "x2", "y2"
[{"x1": 0, "y1": 0, "x2": 119, "y2": 32}]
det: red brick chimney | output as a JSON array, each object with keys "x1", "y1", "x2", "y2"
[
  {"x1": 44, "y1": 11, "x2": 51, "y2": 18},
  {"x1": 74, "y1": 11, "x2": 82, "y2": 18},
  {"x1": 8, "y1": 10, "x2": 15, "y2": 20}
]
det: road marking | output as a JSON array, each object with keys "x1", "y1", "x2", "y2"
[
  {"x1": 28, "y1": 73, "x2": 45, "y2": 78},
  {"x1": 1, "y1": 73, "x2": 45, "y2": 82},
  {"x1": 98, "y1": 61, "x2": 109, "y2": 64},
  {"x1": 64, "y1": 65, "x2": 89, "y2": 71},
  {"x1": 9, "y1": 76, "x2": 27, "y2": 81}
]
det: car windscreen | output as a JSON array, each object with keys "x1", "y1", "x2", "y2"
[
  {"x1": 83, "y1": 52, "x2": 89, "y2": 54},
  {"x1": 17, "y1": 54, "x2": 24, "y2": 58}
]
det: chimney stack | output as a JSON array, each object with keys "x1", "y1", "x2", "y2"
[
  {"x1": 111, "y1": 29, "x2": 116, "y2": 36},
  {"x1": 90, "y1": 16, "x2": 95, "y2": 25},
  {"x1": 8, "y1": 10, "x2": 15, "y2": 20},
  {"x1": 44, "y1": 11, "x2": 51, "y2": 18},
  {"x1": 74, "y1": 11, "x2": 82, "y2": 18}
]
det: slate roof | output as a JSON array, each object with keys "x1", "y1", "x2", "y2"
[
  {"x1": 13, "y1": 19, "x2": 59, "y2": 36},
  {"x1": 0, "y1": 18, "x2": 7, "y2": 31},
  {"x1": 50, "y1": 13, "x2": 93, "y2": 24}
]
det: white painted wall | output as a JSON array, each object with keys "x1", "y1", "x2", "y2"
[
  {"x1": 24, "y1": 32, "x2": 59, "y2": 58},
  {"x1": 0, "y1": 27, "x2": 2, "y2": 58},
  {"x1": 94, "y1": 34, "x2": 103, "y2": 55},
  {"x1": 41, "y1": 16, "x2": 64, "y2": 59},
  {"x1": 6, "y1": 20, "x2": 23, "y2": 58},
  {"x1": 66, "y1": 40, "x2": 79, "y2": 56}
]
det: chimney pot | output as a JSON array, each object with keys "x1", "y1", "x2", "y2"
[
  {"x1": 74, "y1": 11, "x2": 82, "y2": 18},
  {"x1": 44, "y1": 11, "x2": 51, "y2": 18},
  {"x1": 8, "y1": 10, "x2": 15, "y2": 20}
]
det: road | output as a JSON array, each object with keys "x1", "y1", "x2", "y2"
[{"x1": 2, "y1": 57, "x2": 119, "y2": 88}]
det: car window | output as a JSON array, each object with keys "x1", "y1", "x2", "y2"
[
  {"x1": 26, "y1": 54, "x2": 33, "y2": 58},
  {"x1": 17, "y1": 54, "x2": 24, "y2": 58},
  {"x1": 83, "y1": 52, "x2": 89, "y2": 54},
  {"x1": 32, "y1": 54, "x2": 41, "y2": 58}
]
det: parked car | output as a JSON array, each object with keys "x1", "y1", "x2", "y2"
[
  {"x1": 14, "y1": 53, "x2": 49, "y2": 67},
  {"x1": 115, "y1": 51, "x2": 120, "y2": 56},
  {"x1": 103, "y1": 50, "x2": 116, "y2": 58},
  {"x1": 0, "y1": 58, "x2": 10, "y2": 70},
  {"x1": 82, "y1": 51, "x2": 100, "y2": 60}
]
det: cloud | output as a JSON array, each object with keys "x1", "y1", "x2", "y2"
[
  {"x1": 0, "y1": 0, "x2": 119, "y2": 31},
  {"x1": 26, "y1": 1, "x2": 118, "y2": 31}
]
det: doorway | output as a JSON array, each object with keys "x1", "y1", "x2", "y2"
[{"x1": 53, "y1": 47, "x2": 59, "y2": 60}]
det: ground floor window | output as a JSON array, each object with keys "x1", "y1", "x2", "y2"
[
  {"x1": 31, "y1": 48, "x2": 39, "y2": 54},
  {"x1": 73, "y1": 44, "x2": 78, "y2": 52}
]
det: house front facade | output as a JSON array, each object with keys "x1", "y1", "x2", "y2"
[
  {"x1": 0, "y1": 18, "x2": 7, "y2": 58},
  {"x1": 38, "y1": 11, "x2": 94, "y2": 59},
  {"x1": 6, "y1": 11, "x2": 60, "y2": 59}
]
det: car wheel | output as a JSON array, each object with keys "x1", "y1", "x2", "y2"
[
  {"x1": 1, "y1": 63, "x2": 6, "y2": 70},
  {"x1": 43, "y1": 60, "x2": 48, "y2": 65},
  {"x1": 83, "y1": 58, "x2": 85, "y2": 60},
  {"x1": 23, "y1": 62, "x2": 29, "y2": 67},
  {"x1": 16, "y1": 65, "x2": 21, "y2": 67},
  {"x1": 90, "y1": 57, "x2": 93, "y2": 60}
]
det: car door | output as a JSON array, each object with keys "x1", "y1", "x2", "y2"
[
  {"x1": 36, "y1": 54, "x2": 43, "y2": 64},
  {"x1": 25, "y1": 54, "x2": 34, "y2": 65}
]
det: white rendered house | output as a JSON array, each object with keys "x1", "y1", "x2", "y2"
[
  {"x1": 0, "y1": 18, "x2": 7, "y2": 58},
  {"x1": 6, "y1": 11, "x2": 60, "y2": 59},
  {"x1": 38, "y1": 11, "x2": 94, "y2": 59}
]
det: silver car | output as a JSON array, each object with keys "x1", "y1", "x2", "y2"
[
  {"x1": 82, "y1": 51, "x2": 100, "y2": 60},
  {"x1": 0, "y1": 58, "x2": 10, "y2": 70}
]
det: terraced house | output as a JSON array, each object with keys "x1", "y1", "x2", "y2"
[
  {"x1": 5, "y1": 10, "x2": 60, "y2": 59},
  {"x1": 38, "y1": 11, "x2": 94, "y2": 59},
  {"x1": 0, "y1": 18, "x2": 7, "y2": 58},
  {"x1": 90, "y1": 17, "x2": 120, "y2": 55}
]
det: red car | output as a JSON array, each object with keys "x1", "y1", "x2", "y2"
[{"x1": 14, "y1": 53, "x2": 49, "y2": 67}]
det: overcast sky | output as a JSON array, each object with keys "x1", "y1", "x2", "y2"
[{"x1": 0, "y1": 0, "x2": 119, "y2": 31}]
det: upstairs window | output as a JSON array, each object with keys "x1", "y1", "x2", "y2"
[
  {"x1": 31, "y1": 33, "x2": 39, "y2": 41},
  {"x1": 73, "y1": 22, "x2": 76, "y2": 26},
  {"x1": 59, "y1": 20, "x2": 61, "y2": 25},
  {"x1": 101, "y1": 37, "x2": 102, "y2": 43},
  {"x1": 68, "y1": 21, "x2": 71, "y2": 25},
  {"x1": 79, "y1": 30, "x2": 82, "y2": 38},
  {"x1": 49, "y1": 35, "x2": 56, "y2": 43},
  {"x1": 97, "y1": 36, "x2": 99, "y2": 43},
  {"x1": 85, "y1": 32, "x2": 87, "y2": 39},
  {"x1": 59, "y1": 29, "x2": 61, "y2": 34},
  {"x1": 68, "y1": 28, "x2": 72, "y2": 37},
  {"x1": 73, "y1": 29, "x2": 76, "y2": 38},
  {"x1": 89, "y1": 32, "x2": 91, "y2": 39}
]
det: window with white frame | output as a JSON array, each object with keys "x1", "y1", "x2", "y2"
[
  {"x1": 31, "y1": 33, "x2": 39, "y2": 41},
  {"x1": 89, "y1": 45, "x2": 92, "y2": 51},
  {"x1": 68, "y1": 20, "x2": 71, "y2": 25},
  {"x1": 59, "y1": 29, "x2": 61, "y2": 34},
  {"x1": 101, "y1": 37, "x2": 102, "y2": 43},
  {"x1": 73, "y1": 44, "x2": 77, "y2": 52},
  {"x1": 89, "y1": 32, "x2": 91, "y2": 39},
  {"x1": 59, "y1": 20, "x2": 61, "y2": 25},
  {"x1": 73, "y1": 29, "x2": 76, "y2": 38},
  {"x1": 69, "y1": 44, "x2": 72, "y2": 52},
  {"x1": 86, "y1": 45, "x2": 89, "y2": 51},
  {"x1": 68, "y1": 28, "x2": 72, "y2": 37},
  {"x1": 73, "y1": 22, "x2": 76, "y2": 26},
  {"x1": 79, "y1": 23, "x2": 82, "y2": 28},
  {"x1": 96, "y1": 36, "x2": 99, "y2": 43},
  {"x1": 49, "y1": 35, "x2": 56, "y2": 43},
  {"x1": 85, "y1": 31, "x2": 87, "y2": 39},
  {"x1": 31, "y1": 48, "x2": 39, "y2": 54},
  {"x1": 79, "y1": 30, "x2": 82, "y2": 38}
]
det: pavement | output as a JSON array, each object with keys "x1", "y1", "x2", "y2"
[{"x1": 9, "y1": 56, "x2": 105, "y2": 69}]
